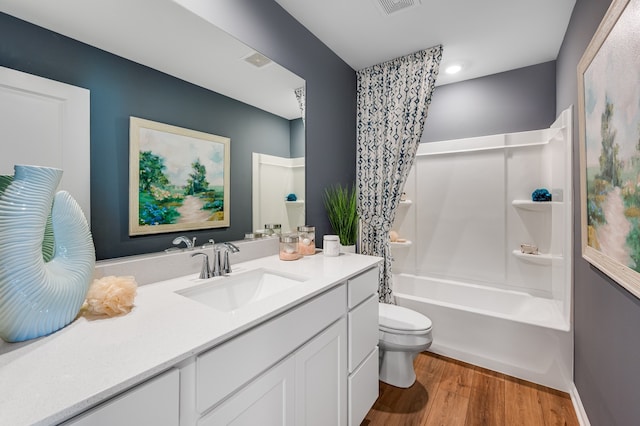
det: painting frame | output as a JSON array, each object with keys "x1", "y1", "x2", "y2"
[
  {"x1": 129, "y1": 117, "x2": 230, "y2": 236},
  {"x1": 578, "y1": 0, "x2": 640, "y2": 299}
]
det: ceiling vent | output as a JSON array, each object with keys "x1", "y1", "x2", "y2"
[
  {"x1": 375, "y1": 0, "x2": 421, "y2": 15},
  {"x1": 243, "y1": 52, "x2": 272, "y2": 68}
]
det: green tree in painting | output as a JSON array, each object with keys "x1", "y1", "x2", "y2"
[
  {"x1": 598, "y1": 99, "x2": 622, "y2": 186},
  {"x1": 138, "y1": 150, "x2": 179, "y2": 226},
  {"x1": 139, "y1": 150, "x2": 169, "y2": 192},
  {"x1": 185, "y1": 159, "x2": 209, "y2": 195}
]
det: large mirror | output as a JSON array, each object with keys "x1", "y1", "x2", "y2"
[{"x1": 0, "y1": 0, "x2": 305, "y2": 257}]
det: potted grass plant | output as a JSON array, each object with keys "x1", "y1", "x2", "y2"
[{"x1": 323, "y1": 183, "x2": 358, "y2": 252}]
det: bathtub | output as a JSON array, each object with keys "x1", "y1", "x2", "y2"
[{"x1": 393, "y1": 273, "x2": 573, "y2": 392}]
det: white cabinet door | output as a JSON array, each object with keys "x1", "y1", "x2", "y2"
[
  {"x1": 63, "y1": 369, "x2": 179, "y2": 426},
  {"x1": 199, "y1": 357, "x2": 295, "y2": 426},
  {"x1": 295, "y1": 318, "x2": 348, "y2": 426}
]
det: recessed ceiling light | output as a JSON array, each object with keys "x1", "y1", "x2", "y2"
[{"x1": 445, "y1": 64, "x2": 462, "y2": 74}]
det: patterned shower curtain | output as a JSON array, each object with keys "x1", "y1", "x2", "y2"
[
  {"x1": 294, "y1": 86, "x2": 305, "y2": 125},
  {"x1": 356, "y1": 46, "x2": 442, "y2": 303}
]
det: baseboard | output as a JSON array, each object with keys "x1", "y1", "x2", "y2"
[{"x1": 568, "y1": 382, "x2": 591, "y2": 426}]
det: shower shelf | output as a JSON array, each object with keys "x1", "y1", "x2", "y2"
[
  {"x1": 511, "y1": 249, "x2": 562, "y2": 265},
  {"x1": 511, "y1": 200, "x2": 561, "y2": 211},
  {"x1": 285, "y1": 200, "x2": 305, "y2": 205},
  {"x1": 399, "y1": 200, "x2": 413, "y2": 206},
  {"x1": 390, "y1": 240, "x2": 412, "y2": 247}
]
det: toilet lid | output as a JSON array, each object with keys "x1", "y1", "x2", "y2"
[{"x1": 379, "y1": 303, "x2": 432, "y2": 332}]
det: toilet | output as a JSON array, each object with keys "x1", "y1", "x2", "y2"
[{"x1": 378, "y1": 303, "x2": 433, "y2": 388}]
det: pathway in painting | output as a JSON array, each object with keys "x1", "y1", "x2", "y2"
[
  {"x1": 597, "y1": 187, "x2": 632, "y2": 266},
  {"x1": 177, "y1": 195, "x2": 210, "y2": 223}
]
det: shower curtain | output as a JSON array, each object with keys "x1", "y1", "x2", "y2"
[{"x1": 356, "y1": 45, "x2": 442, "y2": 303}]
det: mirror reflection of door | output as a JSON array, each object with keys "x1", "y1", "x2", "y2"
[{"x1": 252, "y1": 153, "x2": 305, "y2": 234}]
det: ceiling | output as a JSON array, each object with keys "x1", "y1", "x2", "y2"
[
  {"x1": 0, "y1": 0, "x2": 576, "y2": 117},
  {"x1": 275, "y1": 0, "x2": 576, "y2": 86}
]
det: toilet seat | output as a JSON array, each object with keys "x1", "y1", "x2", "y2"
[{"x1": 379, "y1": 303, "x2": 432, "y2": 334}]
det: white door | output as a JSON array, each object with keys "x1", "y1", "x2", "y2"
[
  {"x1": 0, "y1": 66, "x2": 91, "y2": 222},
  {"x1": 295, "y1": 318, "x2": 348, "y2": 426}
]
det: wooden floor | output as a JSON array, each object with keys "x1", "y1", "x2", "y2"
[{"x1": 362, "y1": 352, "x2": 579, "y2": 426}]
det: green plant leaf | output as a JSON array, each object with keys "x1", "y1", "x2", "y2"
[{"x1": 323, "y1": 183, "x2": 358, "y2": 246}]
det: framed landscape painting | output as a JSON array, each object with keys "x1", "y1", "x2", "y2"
[
  {"x1": 129, "y1": 117, "x2": 230, "y2": 236},
  {"x1": 578, "y1": 0, "x2": 640, "y2": 298}
]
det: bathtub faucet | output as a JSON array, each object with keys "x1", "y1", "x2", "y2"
[{"x1": 172, "y1": 236, "x2": 196, "y2": 250}]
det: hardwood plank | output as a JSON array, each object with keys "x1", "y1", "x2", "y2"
[
  {"x1": 362, "y1": 352, "x2": 579, "y2": 426},
  {"x1": 362, "y1": 354, "x2": 446, "y2": 426},
  {"x1": 464, "y1": 367, "x2": 505, "y2": 426},
  {"x1": 437, "y1": 357, "x2": 475, "y2": 398},
  {"x1": 414, "y1": 350, "x2": 447, "y2": 378},
  {"x1": 504, "y1": 377, "x2": 545, "y2": 426},
  {"x1": 423, "y1": 390, "x2": 469, "y2": 426},
  {"x1": 538, "y1": 385, "x2": 580, "y2": 426}
]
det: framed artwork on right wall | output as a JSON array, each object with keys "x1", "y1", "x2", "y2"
[{"x1": 578, "y1": 0, "x2": 640, "y2": 299}]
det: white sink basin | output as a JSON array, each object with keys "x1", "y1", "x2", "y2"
[{"x1": 176, "y1": 268, "x2": 308, "y2": 312}]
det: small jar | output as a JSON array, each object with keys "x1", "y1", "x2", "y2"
[
  {"x1": 264, "y1": 223, "x2": 282, "y2": 237},
  {"x1": 279, "y1": 234, "x2": 300, "y2": 261},
  {"x1": 297, "y1": 225, "x2": 316, "y2": 255},
  {"x1": 323, "y1": 235, "x2": 340, "y2": 257}
]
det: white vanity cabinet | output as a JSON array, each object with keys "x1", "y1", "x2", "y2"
[
  {"x1": 2, "y1": 255, "x2": 383, "y2": 426},
  {"x1": 347, "y1": 267, "x2": 380, "y2": 425},
  {"x1": 62, "y1": 368, "x2": 180, "y2": 426},
  {"x1": 200, "y1": 318, "x2": 347, "y2": 426},
  {"x1": 188, "y1": 283, "x2": 348, "y2": 425},
  {"x1": 190, "y1": 265, "x2": 380, "y2": 426}
]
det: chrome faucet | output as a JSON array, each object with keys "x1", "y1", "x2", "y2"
[
  {"x1": 191, "y1": 252, "x2": 212, "y2": 279},
  {"x1": 212, "y1": 242, "x2": 240, "y2": 276},
  {"x1": 172, "y1": 236, "x2": 196, "y2": 249}
]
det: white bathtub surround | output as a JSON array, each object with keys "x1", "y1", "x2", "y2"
[
  {"x1": 252, "y1": 153, "x2": 305, "y2": 234},
  {"x1": 0, "y1": 251, "x2": 381, "y2": 425},
  {"x1": 356, "y1": 46, "x2": 442, "y2": 303},
  {"x1": 391, "y1": 107, "x2": 574, "y2": 391}
]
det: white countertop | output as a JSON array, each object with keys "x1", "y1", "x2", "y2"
[{"x1": 0, "y1": 252, "x2": 380, "y2": 426}]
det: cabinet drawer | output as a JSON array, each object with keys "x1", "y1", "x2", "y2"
[
  {"x1": 196, "y1": 284, "x2": 346, "y2": 413},
  {"x1": 348, "y1": 347, "x2": 379, "y2": 426},
  {"x1": 348, "y1": 294, "x2": 379, "y2": 372},
  {"x1": 63, "y1": 369, "x2": 179, "y2": 426},
  {"x1": 347, "y1": 267, "x2": 378, "y2": 308}
]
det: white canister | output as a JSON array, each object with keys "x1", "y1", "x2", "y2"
[{"x1": 323, "y1": 235, "x2": 340, "y2": 257}]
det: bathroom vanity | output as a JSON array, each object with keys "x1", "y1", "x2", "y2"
[{"x1": 0, "y1": 251, "x2": 380, "y2": 426}]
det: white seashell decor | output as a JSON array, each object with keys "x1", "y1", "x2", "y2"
[{"x1": 0, "y1": 165, "x2": 95, "y2": 342}]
